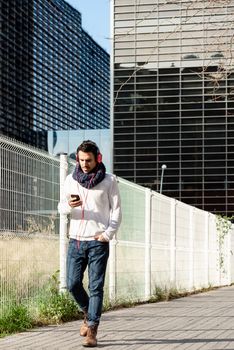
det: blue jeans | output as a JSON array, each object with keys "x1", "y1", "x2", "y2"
[{"x1": 66, "y1": 239, "x2": 109, "y2": 326}]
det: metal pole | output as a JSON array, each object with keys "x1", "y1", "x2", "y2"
[
  {"x1": 170, "y1": 198, "x2": 176, "y2": 285},
  {"x1": 160, "y1": 164, "x2": 167, "y2": 194},
  {"x1": 59, "y1": 153, "x2": 68, "y2": 293},
  {"x1": 145, "y1": 188, "x2": 151, "y2": 300},
  {"x1": 109, "y1": 238, "x2": 117, "y2": 302}
]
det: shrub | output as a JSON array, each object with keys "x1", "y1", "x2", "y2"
[
  {"x1": 0, "y1": 304, "x2": 32, "y2": 336},
  {"x1": 36, "y1": 271, "x2": 80, "y2": 324}
]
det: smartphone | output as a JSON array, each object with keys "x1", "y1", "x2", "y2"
[{"x1": 70, "y1": 194, "x2": 80, "y2": 201}]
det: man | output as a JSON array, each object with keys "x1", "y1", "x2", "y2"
[{"x1": 58, "y1": 140, "x2": 122, "y2": 347}]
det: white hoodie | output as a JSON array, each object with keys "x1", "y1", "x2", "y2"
[{"x1": 58, "y1": 173, "x2": 122, "y2": 241}]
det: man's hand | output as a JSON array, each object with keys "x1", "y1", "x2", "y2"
[
  {"x1": 95, "y1": 233, "x2": 108, "y2": 242},
  {"x1": 68, "y1": 197, "x2": 82, "y2": 208}
]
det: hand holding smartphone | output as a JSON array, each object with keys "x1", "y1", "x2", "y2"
[
  {"x1": 70, "y1": 194, "x2": 80, "y2": 202},
  {"x1": 69, "y1": 194, "x2": 82, "y2": 207}
]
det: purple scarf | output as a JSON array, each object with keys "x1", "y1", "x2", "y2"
[{"x1": 72, "y1": 162, "x2": 106, "y2": 189}]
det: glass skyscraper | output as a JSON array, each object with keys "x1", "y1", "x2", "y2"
[
  {"x1": 112, "y1": 0, "x2": 234, "y2": 215},
  {"x1": 0, "y1": 0, "x2": 110, "y2": 149}
]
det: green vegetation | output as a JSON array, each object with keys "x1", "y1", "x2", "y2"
[
  {"x1": 216, "y1": 214, "x2": 234, "y2": 272},
  {"x1": 103, "y1": 284, "x2": 216, "y2": 313},
  {"x1": 0, "y1": 271, "x2": 82, "y2": 338},
  {"x1": 0, "y1": 304, "x2": 33, "y2": 337},
  {"x1": 149, "y1": 284, "x2": 216, "y2": 303},
  {"x1": 36, "y1": 271, "x2": 80, "y2": 324},
  {"x1": 0, "y1": 272, "x2": 218, "y2": 338}
]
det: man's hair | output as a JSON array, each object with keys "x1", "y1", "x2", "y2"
[{"x1": 76, "y1": 140, "x2": 100, "y2": 159}]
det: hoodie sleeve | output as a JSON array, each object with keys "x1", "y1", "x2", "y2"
[
  {"x1": 57, "y1": 175, "x2": 72, "y2": 215},
  {"x1": 103, "y1": 175, "x2": 122, "y2": 241}
]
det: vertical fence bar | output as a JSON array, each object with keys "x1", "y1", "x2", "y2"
[
  {"x1": 145, "y1": 188, "x2": 151, "y2": 299},
  {"x1": 59, "y1": 153, "x2": 68, "y2": 292},
  {"x1": 228, "y1": 224, "x2": 234, "y2": 284},
  {"x1": 170, "y1": 199, "x2": 176, "y2": 285},
  {"x1": 205, "y1": 212, "x2": 209, "y2": 287},
  {"x1": 189, "y1": 207, "x2": 194, "y2": 290},
  {"x1": 217, "y1": 216, "x2": 221, "y2": 286},
  {"x1": 227, "y1": 224, "x2": 232, "y2": 285},
  {"x1": 109, "y1": 238, "x2": 117, "y2": 302}
]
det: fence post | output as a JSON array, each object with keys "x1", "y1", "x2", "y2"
[
  {"x1": 227, "y1": 224, "x2": 232, "y2": 285},
  {"x1": 205, "y1": 212, "x2": 209, "y2": 287},
  {"x1": 170, "y1": 199, "x2": 176, "y2": 285},
  {"x1": 109, "y1": 238, "x2": 117, "y2": 302},
  {"x1": 59, "y1": 153, "x2": 68, "y2": 292},
  {"x1": 145, "y1": 188, "x2": 151, "y2": 300},
  {"x1": 189, "y1": 207, "x2": 194, "y2": 290}
]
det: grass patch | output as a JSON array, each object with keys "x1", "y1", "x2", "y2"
[
  {"x1": 104, "y1": 284, "x2": 219, "y2": 312},
  {"x1": 103, "y1": 296, "x2": 141, "y2": 311},
  {"x1": 0, "y1": 276, "x2": 220, "y2": 338},
  {"x1": 0, "y1": 304, "x2": 33, "y2": 337},
  {"x1": 36, "y1": 290, "x2": 81, "y2": 324},
  {"x1": 148, "y1": 284, "x2": 217, "y2": 303},
  {"x1": 35, "y1": 271, "x2": 81, "y2": 324},
  {"x1": 0, "y1": 271, "x2": 82, "y2": 337}
]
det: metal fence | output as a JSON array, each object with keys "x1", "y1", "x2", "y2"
[
  {"x1": 0, "y1": 135, "x2": 60, "y2": 314},
  {"x1": 111, "y1": 178, "x2": 234, "y2": 302},
  {"x1": 0, "y1": 135, "x2": 233, "y2": 316}
]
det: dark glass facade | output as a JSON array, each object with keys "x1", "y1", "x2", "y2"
[
  {"x1": 0, "y1": 0, "x2": 110, "y2": 149},
  {"x1": 113, "y1": 0, "x2": 234, "y2": 216}
]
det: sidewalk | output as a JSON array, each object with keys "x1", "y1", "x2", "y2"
[{"x1": 1, "y1": 285, "x2": 234, "y2": 350}]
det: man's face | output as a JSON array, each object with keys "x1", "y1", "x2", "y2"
[{"x1": 78, "y1": 151, "x2": 97, "y2": 173}]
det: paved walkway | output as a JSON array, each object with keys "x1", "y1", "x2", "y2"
[{"x1": 1, "y1": 285, "x2": 234, "y2": 350}]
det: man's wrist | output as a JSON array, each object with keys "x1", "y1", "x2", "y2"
[{"x1": 102, "y1": 232, "x2": 109, "y2": 242}]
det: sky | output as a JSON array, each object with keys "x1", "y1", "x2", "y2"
[{"x1": 65, "y1": 0, "x2": 110, "y2": 53}]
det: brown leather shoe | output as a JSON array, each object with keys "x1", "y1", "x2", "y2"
[
  {"x1": 80, "y1": 312, "x2": 88, "y2": 337},
  {"x1": 82, "y1": 324, "x2": 98, "y2": 347}
]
